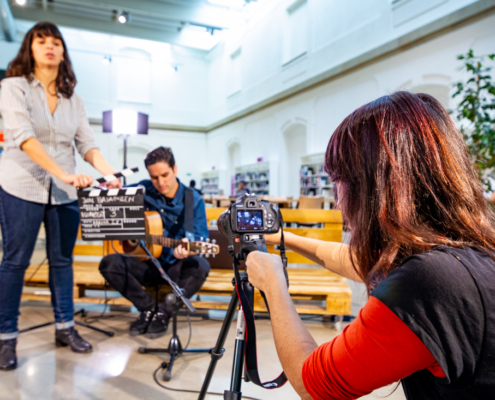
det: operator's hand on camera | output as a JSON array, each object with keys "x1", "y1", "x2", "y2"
[
  {"x1": 246, "y1": 251, "x2": 286, "y2": 293},
  {"x1": 174, "y1": 238, "x2": 190, "y2": 260}
]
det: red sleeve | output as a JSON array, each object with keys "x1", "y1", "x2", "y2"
[{"x1": 302, "y1": 296, "x2": 445, "y2": 400}]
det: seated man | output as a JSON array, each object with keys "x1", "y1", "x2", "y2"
[
  {"x1": 99, "y1": 147, "x2": 210, "y2": 339},
  {"x1": 235, "y1": 180, "x2": 250, "y2": 197}
]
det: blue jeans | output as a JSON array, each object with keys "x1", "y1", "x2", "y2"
[{"x1": 0, "y1": 187, "x2": 79, "y2": 339}]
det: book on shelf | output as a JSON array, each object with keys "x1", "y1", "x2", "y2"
[{"x1": 300, "y1": 156, "x2": 333, "y2": 199}]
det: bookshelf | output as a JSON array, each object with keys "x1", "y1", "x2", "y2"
[
  {"x1": 200, "y1": 170, "x2": 220, "y2": 195},
  {"x1": 300, "y1": 153, "x2": 334, "y2": 199},
  {"x1": 234, "y1": 161, "x2": 272, "y2": 196}
]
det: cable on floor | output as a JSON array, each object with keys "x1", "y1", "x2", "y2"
[{"x1": 152, "y1": 364, "x2": 262, "y2": 400}]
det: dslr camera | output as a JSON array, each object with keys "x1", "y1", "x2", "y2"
[{"x1": 218, "y1": 194, "x2": 281, "y2": 249}]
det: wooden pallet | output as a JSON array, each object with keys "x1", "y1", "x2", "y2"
[
  {"x1": 23, "y1": 208, "x2": 351, "y2": 317},
  {"x1": 23, "y1": 263, "x2": 351, "y2": 315}
]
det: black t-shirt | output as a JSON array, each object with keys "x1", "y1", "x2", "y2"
[{"x1": 372, "y1": 246, "x2": 495, "y2": 399}]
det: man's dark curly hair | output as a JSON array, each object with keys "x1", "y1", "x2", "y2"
[{"x1": 144, "y1": 147, "x2": 176, "y2": 169}]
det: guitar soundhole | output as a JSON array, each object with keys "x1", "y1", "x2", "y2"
[{"x1": 122, "y1": 240, "x2": 138, "y2": 253}]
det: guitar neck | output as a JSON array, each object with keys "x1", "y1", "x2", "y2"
[{"x1": 146, "y1": 234, "x2": 185, "y2": 250}]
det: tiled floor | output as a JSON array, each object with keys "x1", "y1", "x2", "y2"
[
  {"x1": 0, "y1": 302, "x2": 407, "y2": 400},
  {"x1": 0, "y1": 246, "x2": 407, "y2": 399}
]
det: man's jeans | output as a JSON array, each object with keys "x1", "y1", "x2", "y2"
[
  {"x1": 0, "y1": 187, "x2": 79, "y2": 339},
  {"x1": 99, "y1": 253, "x2": 210, "y2": 316}
]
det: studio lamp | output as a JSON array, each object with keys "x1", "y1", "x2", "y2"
[{"x1": 102, "y1": 110, "x2": 149, "y2": 184}]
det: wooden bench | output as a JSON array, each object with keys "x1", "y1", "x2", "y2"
[{"x1": 23, "y1": 208, "x2": 351, "y2": 319}]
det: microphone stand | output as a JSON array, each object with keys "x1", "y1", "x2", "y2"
[
  {"x1": 138, "y1": 241, "x2": 195, "y2": 313},
  {"x1": 137, "y1": 241, "x2": 212, "y2": 381}
]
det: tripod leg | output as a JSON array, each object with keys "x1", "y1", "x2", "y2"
[
  {"x1": 19, "y1": 321, "x2": 55, "y2": 334},
  {"x1": 228, "y1": 306, "x2": 246, "y2": 397},
  {"x1": 74, "y1": 321, "x2": 115, "y2": 337},
  {"x1": 163, "y1": 353, "x2": 176, "y2": 381},
  {"x1": 198, "y1": 290, "x2": 239, "y2": 400}
]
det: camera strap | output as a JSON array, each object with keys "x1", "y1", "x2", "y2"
[
  {"x1": 233, "y1": 255, "x2": 288, "y2": 389},
  {"x1": 228, "y1": 209, "x2": 289, "y2": 389}
]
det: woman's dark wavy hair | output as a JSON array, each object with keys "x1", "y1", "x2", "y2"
[
  {"x1": 6, "y1": 21, "x2": 76, "y2": 98},
  {"x1": 325, "y1": 91, "x2": 495, "y2": 293}
]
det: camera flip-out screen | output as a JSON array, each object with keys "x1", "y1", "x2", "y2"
[{"x1": 236, "y1": 210, "x2": 263, "y2": 231}]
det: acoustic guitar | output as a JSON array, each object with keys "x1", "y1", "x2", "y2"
[{"x1": 109, "y1": 211, "x2": 219, "y2": 260}]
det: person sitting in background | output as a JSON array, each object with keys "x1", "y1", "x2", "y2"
[
  {"x1": 189, "y1": 179, "x2": 202, "y2": 195},
  {"x1": 235, "y1": 180, "x2": 250, "y2": 197},
  {"x1": 99, "y1": 147, "x2": 210, "y2": 339},
  {"x1": 245, "y1": 91, "x2": 495, "y2": 399}
]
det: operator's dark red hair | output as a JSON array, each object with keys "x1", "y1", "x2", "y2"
[{"x1": 325, "y1": 91, "x2": 495, "y2": 292}]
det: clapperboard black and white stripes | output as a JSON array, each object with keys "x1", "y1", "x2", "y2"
[
  {"x1": 77, "y1": 186, "x2": 146, "y2": 241},
  {"x1": 95, "y1": 167, "x2": 139, "y2": 184}
]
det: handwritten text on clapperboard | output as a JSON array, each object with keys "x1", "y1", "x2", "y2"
[{"x1": 77, "y1": 187, "x2": 146, "y2": 241}]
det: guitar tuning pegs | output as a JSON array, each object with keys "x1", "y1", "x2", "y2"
[
  {"x1": 212, "y1": 239, "x2": 217, "y2": 244},
  {"x1": 200, "y1": 237, "x2": 203, "y2": 242},
  {"x1": 212, "y1": 254, "x2": 216, "y2": 258},
  {"x1": 206, "y1": 238, "x2": 210, "y2": 243},
  {"x1": 205, "y1": 254, "x2": 210, "y2": 258}
]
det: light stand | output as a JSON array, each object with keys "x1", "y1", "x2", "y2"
[
  {"x1": 123, "y1": 135, "x2": 128, "y2": 185},
  {"x1": 137, "y1": 241, "x2": 213, "y2": 381},
  {"x1": 102, "y1": 110, "x2": 149, "y2": 185},
  {"x1": 20, "y1": 309, "x2": 115, "y2": 337}
]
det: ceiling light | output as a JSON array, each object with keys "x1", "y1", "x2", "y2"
[
  {"x1": 15, "y1": 0, "x2": 27, "y2": 5},
  {"x1": 118, "y1": 12, "x2": 129, "y2": 24},
  {"x1": 102, "y1": 55, "x2": 112, "y2": 65}
]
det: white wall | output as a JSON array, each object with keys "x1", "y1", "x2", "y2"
[
  {"x1": 0, "y1": 23, "x2": 210, "y2": 182},
  {"x1": 205, "y1": 12, "x2": 495, "y2": 196},
  {"x1": 0, "y1": 1, "x2": 493, "y2": 196},
  {"x1": 73, "y1": 125, "x2": 207, "y2": 186},
  {"x1": 0, "y1": 22, "x2": 210, "y2": 127},
  {"x1": 206, "y1": 0, "x2": 482, "y2": 125}
]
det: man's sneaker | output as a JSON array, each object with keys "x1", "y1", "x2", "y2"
[
  {"x1": 130, "y1": 310, "x2": 155, "y2": 336},
  {"x1": 145, "y1": 311, "x2": 169, "y2": 339}
]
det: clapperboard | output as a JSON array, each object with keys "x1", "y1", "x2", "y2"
[{"x1": 77, "y1": 187, "x2": 146, "y2": 241}]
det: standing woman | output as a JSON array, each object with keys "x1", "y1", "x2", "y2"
[{"x1": 0, "y1": 22, "x2": 121, "y2": 370}]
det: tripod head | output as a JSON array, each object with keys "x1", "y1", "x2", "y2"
[{"x1": 237, "y1": 237, "x2": 267, "y2": 261}]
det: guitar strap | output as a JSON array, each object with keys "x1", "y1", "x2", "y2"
[{"x1": 184, "y1": 187, "x2": 194, "y2": 241}]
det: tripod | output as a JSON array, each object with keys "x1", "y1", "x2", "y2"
[
  {"x1": 199, "y1": 272, "x2": 253, "y2": 400},
  {"x1": 19, "y1": 309, "x2": 114, "y2": 337},
  {"x1": 138, "y1": 293, "x2": 212, "y2": 381}
]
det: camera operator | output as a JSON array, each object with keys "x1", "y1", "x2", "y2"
[{"x1": 245, "y1": 92, "x2": 495, "y2": 399}]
